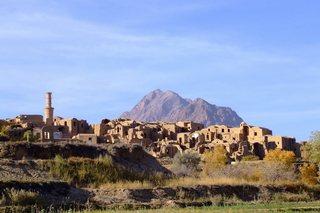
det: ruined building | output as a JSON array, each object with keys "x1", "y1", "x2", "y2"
[{"x1": 0, "y1": 92, "x2": 301, "y2": 161}]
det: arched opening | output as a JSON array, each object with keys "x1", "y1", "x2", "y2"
[
  {"x1": 253, "y1": 143, "x2": 265, "y2": 159},
  {"x1": 243, "y1": 126, "x2": 249, "y2": 141}
]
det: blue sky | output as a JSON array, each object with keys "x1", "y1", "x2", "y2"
[{"x1": 1, "y1": 0, "x2": 319, "y2": 142}]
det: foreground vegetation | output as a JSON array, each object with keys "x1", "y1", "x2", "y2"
[
  {"x1": 43, "y1": 155, "x2": 167, "y2": 188},
  {"x1": 2, "y1": 131, "x2": 320, "y2": 212},
  {"x1": 1, "y1": 149, "x2": 320, "y2": 212}
]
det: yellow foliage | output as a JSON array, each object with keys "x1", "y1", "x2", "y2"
[
  {"x1": 299, "y1": 163, "x2": 318, "y2": 185},
  {"x1": 264, "y1": 148, "x2": 295, "y2": 168},
  {"x1": 0, "y1": 125, "x2": 11, "y2": 136},
  {"x1": 202, "y1": 145, "x2": 228, "y2": 175}
]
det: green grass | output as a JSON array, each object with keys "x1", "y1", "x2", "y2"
[
  {"x1": 2, "y1": 202, "x2": 320, "y2": 213},
  {"x1": 81, "y1": 201, "x2": 320, "y2": 213}
]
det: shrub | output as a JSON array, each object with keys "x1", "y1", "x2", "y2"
[
  {"x1": 173, "y1": 151, "x2": 200, "y2": 170},
  {"x1": 207, "y1": 161, "x2": 298, "y2": 184},
  {"x1": 172, "y1": 151, "x2": 200, "y2": 176},
  {"x1": 259, "y1": 162, "x2": 298, "y2": 183}
]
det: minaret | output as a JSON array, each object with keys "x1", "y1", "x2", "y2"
[{"x1": 44, "y1": 92, "x2": 54, "y2": 125}]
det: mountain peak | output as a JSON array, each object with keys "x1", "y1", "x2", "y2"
[
  {"x1": 164, "y1": 90, "x2": 177, "y2": 95},
  {"x1": 194, "y1": 97, "x2": 206, "y2": 103},
  {"x1": 153, "y1": 89, "x2": 163, "y2": 93},
  {"x1": 120, "y1": 90, "x2": 243, "y2": 127}
]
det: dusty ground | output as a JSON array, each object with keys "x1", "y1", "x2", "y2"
[{"x1": 0, "y1": 159, "x2": 51, "y2": 181}]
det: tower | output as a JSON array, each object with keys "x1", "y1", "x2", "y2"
[{"x1": 44, "y1": 92, "x2": 54, "y2": 125}]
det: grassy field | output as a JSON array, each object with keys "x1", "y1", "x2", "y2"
[
  {"x1": 2, "y1": 202, "x2": 320, "y2": 213},
  {"x1": 83, "y1": 202, "x2": 320, "y2": 213}
]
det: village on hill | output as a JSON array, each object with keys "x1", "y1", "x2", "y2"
[{"x1": 0, "y1": 92, "x2": 302, "y2": 161}]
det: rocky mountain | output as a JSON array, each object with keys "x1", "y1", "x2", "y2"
[{"x1": 120, "y1": 89, "x2": 243, "y2": 127}]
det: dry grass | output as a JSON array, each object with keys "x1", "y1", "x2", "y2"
[
  {"x1": 165, "y1": 176, "x2": 304, "y2": 188},
  {"x1": 100, "y1": 180, "x2": 155, "y2": 189},
  {"x1": 0, "y1": 188, "x2": 43, "y2": 206},
  {"x1": 165, "y1": 176, "x2": 243, "y2": 187},
  {"x1": 97, "y1": 176, "x2": 249, "y2": 189},
  {"x1": 97, "y1": 176, "x2": 306, "y2": 190}
]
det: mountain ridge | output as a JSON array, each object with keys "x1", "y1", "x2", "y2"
[{"x1": 120, "y1": 89, "x2": 243, "y2": 127}]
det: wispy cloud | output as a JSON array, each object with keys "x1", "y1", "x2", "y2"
[{"x1": 0, "y1": 0, "x2": 319, "y2": 142}]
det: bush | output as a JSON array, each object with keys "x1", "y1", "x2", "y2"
[
  {"x1": 260, "y1": 162, "x2": 298, "y2": 183},
  {"x1": 172, "y1": 151, "x2": 200, "y2": 176},
  {"x1": 207, "y1": 161, "x2": 298, "y2": 183}
]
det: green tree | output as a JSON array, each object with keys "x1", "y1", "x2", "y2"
[
  {"x1": 22, "y1": 130, "x2": 35, "y2": 142},
  {"x1": 301, "y1": 131, "x2": 320, "y2": 164}
]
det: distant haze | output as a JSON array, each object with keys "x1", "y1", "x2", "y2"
[{"x1": 121, "y1": 89, "x2": 243, "y2": 127}]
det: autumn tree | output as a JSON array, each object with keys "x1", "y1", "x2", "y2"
[
  {"x1": 264, "y1": 148, "x2": 295, "y2": 168},
  {"x1": 0, "y1": 125, "x2": 10, "y2": 136},
  {"x1": 299, "y1": 163, "x2": 318, "y2": 185},
  {"x1": 202, "y1": 144, "x2": 228, "y2": 175}
]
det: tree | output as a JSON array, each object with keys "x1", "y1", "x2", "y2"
[
  {"x1": 202, "y1": 145, "x2": 228, "y2": 175},
  {"x1": 22, "y1": 130, "x2": 35, "y2": 142},
  {"x1": 299, "y1": 163, "x2": 318, "y2": 185},
  {"x1": 264, "y1": 148, "x2": 295, "y2": 168},
  {"x1": 301, "y1": 131, "x2": 320, "y2": 164}
]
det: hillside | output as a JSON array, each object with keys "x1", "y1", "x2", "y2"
[{"x1": 120, "y1": 89, "x2": 243, "y2": 127}]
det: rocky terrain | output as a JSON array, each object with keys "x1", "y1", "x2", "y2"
[{"x1": 121, "y1": 89, "x2": 243, "y2": 127}]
